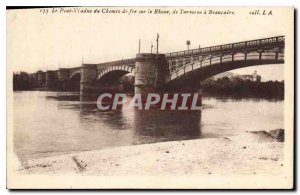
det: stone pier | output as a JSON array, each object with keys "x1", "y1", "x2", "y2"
[
  {"x1": 134, "y1": 53, "x2": 202, "y2": 107},
  {"x1": 80, "y1": 64, "x2": 98, "y2": 95},
  {"x1": 134, "y1": 53, "x2": 167, "y2": 95},
  {"x1": 37, "y1": 70, "x2": 46, "y2": 88},
  {"x1": 45, "y1": 70, "x2": 57, "y2": 90},
  {"x1": 58, "y1": 68, "x2": 70, "y2": 91}
]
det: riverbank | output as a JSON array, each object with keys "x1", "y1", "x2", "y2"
[{"x1": 16, "y1": 130, "x2": 284, "y2": 176}]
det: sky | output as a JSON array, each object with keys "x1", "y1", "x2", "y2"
[{"x1": 7, "y1": 7, "x2": 291, "y2": 81}]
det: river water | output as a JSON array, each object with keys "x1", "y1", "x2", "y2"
[{"x1": 13, "y1": 91, "x2": 283, "y2": 161}]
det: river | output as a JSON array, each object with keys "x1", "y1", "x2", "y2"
[{"x1": 13, "y1": 91, "x2": 283, "y2": 161}]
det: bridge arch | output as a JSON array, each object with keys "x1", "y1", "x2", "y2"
[
  {"x1": 97, "y1": 65, "x2": 135, "y2": 83},
  {"x1": 165, "y1": 47, "x2": 284, "y2": 86},
  {"x1": 69, "y1": 70, "x2": 81, "y2": 91},
  {"x1": 69, "y1": 70, "x2": 81, "y2": 80}
]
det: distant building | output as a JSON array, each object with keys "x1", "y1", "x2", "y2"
[
  {"x1": 212, "y1": 72, "x2": 238, "y2": 80},
  {"x1": 213, "y1": 71, "x2": 261, "y2": 82},
  {"x1": 252, "y1": 70, "x2": 262, "y2": 82},
  {"x1": 234, "y1": 71, "x2": 261, "y2": 82}
]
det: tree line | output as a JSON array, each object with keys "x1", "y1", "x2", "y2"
[
  {"x1": 201, "y1": 77, "x2": 284, "y2": 99},
  {"x1": 13, "y1": 72, "x2": 32, "y2": 90}
]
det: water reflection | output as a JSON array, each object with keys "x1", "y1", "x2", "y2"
[
  {"x1": 46, "y1": 93, "x2": 81, "y2": 101},
  {"x1": 75, "y1": 97, "x2": 202, "y2": 144},
  {"x1": 52, "y1": 92, "x2": 202, "y2": 144},
  {"x1": 14, "y1": 91, "x2": 283, "y2": 161},
  {"x1": 133, "y1": 110, "x2": 201, "y2": 144}
]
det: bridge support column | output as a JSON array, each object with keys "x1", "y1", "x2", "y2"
[
  {"x1": 45, "y1": 70, "x2": 58, "y2": 91},
  {"x1": 58, "y1": 68, "x2": 70, "y2": 91},
  {"x1": 80, "y1": 64, "x2": 98, "y2": 96},
  {"x1": 134, "y1": 53, "x2": 167, "y2": 95},
  {"x1": 37, "y1": 71, "x2": 46, "y2": 88}
]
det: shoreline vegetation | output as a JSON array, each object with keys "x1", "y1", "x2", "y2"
[
  {"x1": 17, "y1": 129, "x2": 284, "y2": 176},
  {"x1": 201, "y1": 77, "x2": 284, "y2": 100}
]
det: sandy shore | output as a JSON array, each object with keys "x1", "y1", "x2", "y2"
[{"x1": 17, "y1": 131, "x2": 284, "y2": 176}]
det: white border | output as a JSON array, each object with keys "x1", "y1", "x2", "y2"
[{"x1": 2, "y1": 0, "x2": 298, "y2": 194}]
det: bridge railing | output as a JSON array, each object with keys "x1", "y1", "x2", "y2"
[
  {"x1": 165, "y1": 46, "x2": 285, "y2": 82},
  {"x1": 164, "y1": 36, "x2": 285, "y2": 58},
  {"x1": 95, "y1": 58, "x2": 136, "y2": 68}
]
